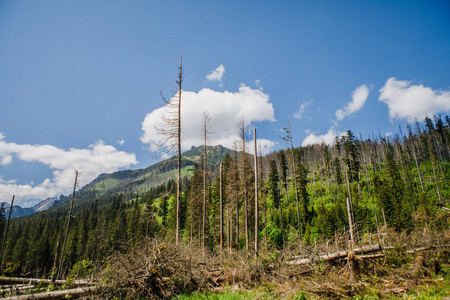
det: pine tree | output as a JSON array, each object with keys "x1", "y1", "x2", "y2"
[
  {"x1": 278, "y1": 150, "x2": 288, "y2": 204},
  {"x1": 186, "y1": 164, "x2": 203, "y2": 241},
  {"x1": 268, "y1": 160, "x2": 280, "y2": 209}
]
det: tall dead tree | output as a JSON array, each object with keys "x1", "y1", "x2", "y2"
[
  {"x1": 254, "y1": 128, "x2": 259, "y2": 257},
  {"x1": 202, "y1": 112, "x2": 211, "y2": 248},
  {"x1": 220, "y1": 163, "x2": 224, "y2": 250},
  {"x1": 232, "y1": 142, "x2": 240, "y2": 250},
  {"x1": 284, "y1": 119, "x2": 302, "y2": 248},
  {"x1": 155, "y1": 56, "x2": 183, "y2": 244},
  {"x1": 57, "y1": 170, "x2": 78, "y2": 279},
  {"x1": 239, "y1": 118, "x2": 249, "y2": 250}
]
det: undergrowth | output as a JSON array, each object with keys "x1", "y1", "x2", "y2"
[{"x1": 95, "y1": 229, "x2": 450, "y2": 299}]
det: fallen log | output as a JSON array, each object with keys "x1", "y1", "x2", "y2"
[
  {"x1": 287, "y1": 244, "x2": 382, "y2": 265},
  {"x1": 0, "y1": 277, "x2": 91, "y2": 286},
  {"x1": 356, "y1": 253, "x2": 385, "y2": 260},
  {"x1": 405, "y1": 245, "x2": 450, "y2": 253},
  {"x1": 1, "y1": 286, "x2": 99, "y2": 300},
  {"x1": 0, "y1": 285, "x2": 36, "y2": 293}
]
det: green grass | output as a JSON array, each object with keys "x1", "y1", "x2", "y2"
[
  {"x1": 169, "y1": 277, "x2": 450, "y2": 300},
  {"x1": 172, "y1": 288, "x2": 308, "y2": 300},
  {"x1": 90, "y1": 177, "x2": 121, "y2": 194}
]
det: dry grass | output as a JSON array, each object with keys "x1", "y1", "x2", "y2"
[{"x1": 94, "y1": 229, "x2": 450, "y2": 299}]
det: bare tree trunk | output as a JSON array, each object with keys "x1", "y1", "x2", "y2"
[
  {"x1": 264, "y1": 197, "x2": 267, "y2": 249},
  {"x1": 239, "y1": 119, "x2": 249, "y2": 251},
  {"x1": 220, "y1": 163, "x2": 224, "y2": 251},
  {"x1": 279, "y1": 188, "x2": 284, "y2": 246},
  {"x1": 254, "y1": 128, "x2": 259, "y2": 257},
  {"x1": 287, "y1": 120, "x2": 302, "y2": 248},
  {"x1": 176, "y1": 58, "x2": 182, "y2": 245},
  {"x1": 411, "y1": 141, "x2": 425, "y2": 193},
  {"x1": 202, "y1": 112, "x2": 211, "y2": 248},
  {"x1": 58, "y1": 171, "x2": 78, "y2": 280},
  {"x1": 233, "y1": 144, "x2": 240, "y2": 250},
  {"x1": 345, "y1": 170, "x2": 355, "y2": 231},
  {"x1": 52, "y1": 235, "x2": 60, "y2": 282},
  {"x1": 346, "y1": 197, "x2": 354, "y2": 249}
]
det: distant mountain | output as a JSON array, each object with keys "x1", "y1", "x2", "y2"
[
  {"x1": 1, "y1": 197, "x2": 59, "y2": 219},
  {"x1": 32, "y1": 197, "x2": 59, "y2": 212},
  {"x1": 12, "y1": 145, "x2": 234, "y2": 218},
  {"x1": 74, "y1": 145, "x2": 233, "y2": 202}
]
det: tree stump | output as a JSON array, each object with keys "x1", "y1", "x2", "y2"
[
  {"x1": 348, "y1": 251, "x2": 360, "y2": 282},
  {"x1": 413, "y1": 253, "x2": 424, "y2": 276}
]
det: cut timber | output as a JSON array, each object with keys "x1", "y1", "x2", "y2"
[
  {"x1": 0, "y1": 285, "x2": 35, "y2": 293},
  {"x1": 287, "y1": 244, "x2": 382, "y2": 265},
  {"x1": 2, "y1": 286, "x2": 98, "y2": 300},
  {"x1": 356, "y1": 253, "x2": 385, "y2": 260},
  {"x1": 406, "y1": 244, "x2": 450, "y2": 253},
  {"x1": 0, "y1": 277, "x2": 91, "y2": 286}
]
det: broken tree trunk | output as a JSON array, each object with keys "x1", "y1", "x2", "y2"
[
  {"x1": 348, "y1": 251, "x2": 360, "y2": 282},
  {"x1": 357, "y1": 253, "x2": 385, "y2": 260},
  {"x1": 3, "y1": 286, "x2": 99, "y2": 300},
  {"x1": 287, "y1": 244, "x2": 382, "y2": 265},
  {"x1": 0, "y1": 277, "x2": 92, "y2": 286}
]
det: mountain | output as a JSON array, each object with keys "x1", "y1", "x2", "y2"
[
  {"x1": 1, "y1": 197, "x2": 59, "y2": 219},
  {"x1": 12, "y1": 145, "x2": 234, "y2": 218},
  {"x1": 32, "y1": 197, "x2": 59, "y2": 212},
  {"x1": 74, "y1": 145, "x2": 233, "y2": 202}
]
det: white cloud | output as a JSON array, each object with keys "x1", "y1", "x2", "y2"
[
  {"x1": 118, "y1": 138, "x2": 125, "y2": 146},
  {"x1": 257, "y1": 139, "x2": 278, "y2": 156},
  {"x1": 301, "y1": 127, "x2": 346, "y2": 147},
  {"x1": 141, "y1": 84, "x2": 276, "y2": 154},
  {"x1": 245, "y1": 138, "x2": 278, "y2": 156},
  {"x1": 295, "y1": 99, "x2": 314, "y2": 120},
  {"x1": 0, "y1": 176, "x2": 16, "y2": 185},
  {"x1": 206, "y1": 64, "x2": 225, "y2": 82},
  {"x1": 335, "y1": 84, "x2": 370, "y2": 121},
  {"x1": 0, "y1": 136, "x2": 138, "y2": 206},
  {"x1": 379, "y1": 77, "x2": 450, "y2": 122},
  {"x1": 1, "y1": 155, "x2": 12, "y2": 165}
]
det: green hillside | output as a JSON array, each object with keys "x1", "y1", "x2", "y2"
[{"x1": 51, "y1": 145, "x2": 233, "y2": 211}]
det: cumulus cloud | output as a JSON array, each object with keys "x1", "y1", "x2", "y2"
[
  {"x1": 335, "y1": 84, "x2": 370, "y2": 121},
  {"x1": 141, "y1": 84, "x2": 276, "y2": 155},
  {"x1": 295, "y1": 99, "x2": 314, "y2": 120},
  {"x1": 244, "y1": 138, "x2": 278, "y2": 156},
  {"x1": 301, "y1": 127, "x2": 346, "y2": 147},
  {"x1": 206, "y1": 64, "x2": 225, "y2": 82},
  {"x1": 0, "y1": 134, "x2": 138, "y2": 206},
  {"x1": 379, "y1": 77, "x2": 450, "y2": 122},
  {"x1": 1, "y1": 155, "x2": 12, "y2": 166},
  {"x1": 118, "y1": 138, "x2": 125, "y2": 146}
]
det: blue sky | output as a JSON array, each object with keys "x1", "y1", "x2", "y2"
[{"x1": 0, "y1": 1, "x2": 449, "y2": 206}]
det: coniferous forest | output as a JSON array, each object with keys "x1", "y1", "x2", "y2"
[{"x1": 1, "y1": 114, "x2": 450, "y2": 299}]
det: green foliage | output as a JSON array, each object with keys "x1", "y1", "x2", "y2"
[
  {"x1": 266, "y1": 222, "x2": 283, "y2": 248},
  {"x1": 295, "y1": 291, "x2": 307, "y2": 300},
  {"x1": 2, "y1": 262, "x2": 21, "y2": 277},
  {"x1": 69, "y1": 259, "x2": 94, "y2": 278}
]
